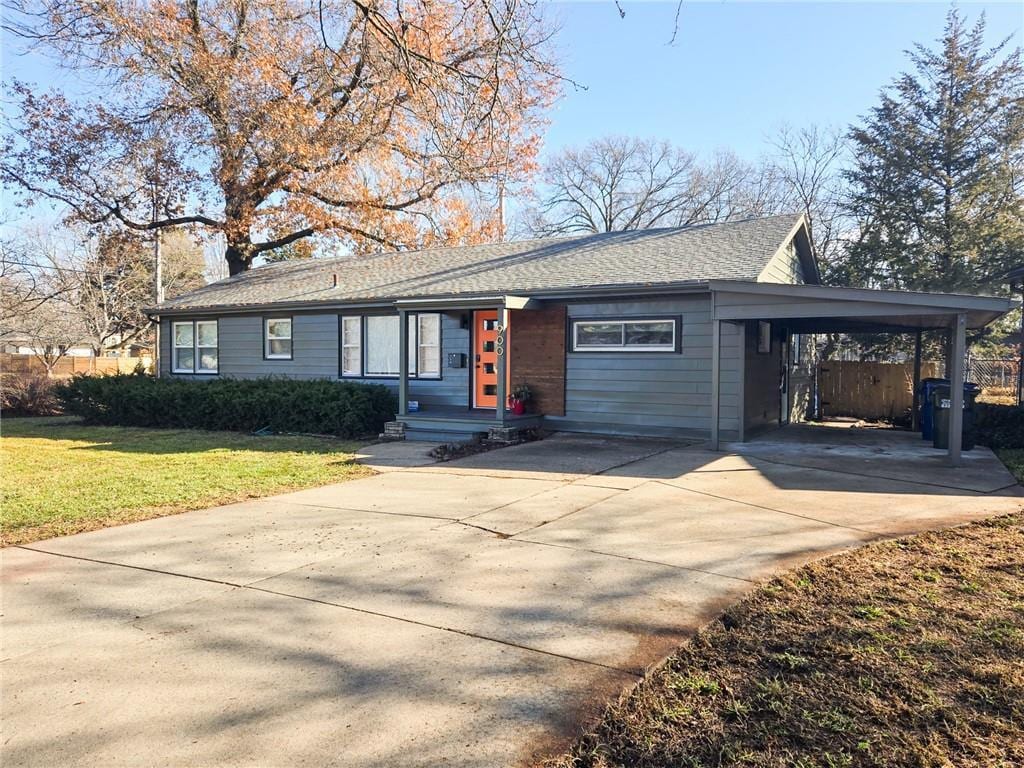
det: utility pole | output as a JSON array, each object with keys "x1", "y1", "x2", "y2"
[
  {"x1": 497, "y1": 182, "x2": 505, "y2": 242},
  {"x1": 152, "y1": 157, "x2": 164, "y2": 377}
]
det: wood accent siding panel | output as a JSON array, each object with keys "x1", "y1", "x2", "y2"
[
  {"x1": 509, "y1": 305, "x2": 566, "y2": 416},
  {"x1": 545, "y1": 297, "x2": 742, "y2": 439}
]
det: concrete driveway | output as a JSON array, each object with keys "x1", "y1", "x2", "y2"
[{"x1": 3, "y1": 430, "x2": 1021, "y2": 767}]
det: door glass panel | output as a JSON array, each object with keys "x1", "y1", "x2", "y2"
[
  {"x1": 483, "y1": 384, "x2": 497, "y2": 396},
  {"x1": 483, "y1": 341, "x2": 495, "y2": 352}
]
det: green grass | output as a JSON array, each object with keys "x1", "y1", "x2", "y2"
[
  {"x1": 997, "y1": 449, "x2": 1024, "y2": 484},
  {"x1": 1, "y1": 417, "x2": 371, "y2": 545}
]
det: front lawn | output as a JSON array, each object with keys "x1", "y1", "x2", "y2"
[
  {"x1": 1, "y1": 417, "x2": 371, "y2": 545},
  {"x1": 553, "y1": 511, "x2": 1024, "y2": 768}
]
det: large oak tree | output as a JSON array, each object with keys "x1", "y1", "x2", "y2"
[{"x1": 2, "y1": 0, "x2": 559, "y2": 274}]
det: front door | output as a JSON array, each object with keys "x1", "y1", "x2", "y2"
[{"x1": 473, "y1": 310, "x2": 505, "y2": 408}]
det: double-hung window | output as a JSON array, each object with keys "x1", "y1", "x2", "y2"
[
  {"x1": 416, "y1": 314, "x2": 441, "y2": 377},
  {"x1": 339, "y1": 313, "x2": 442, "y2": 378},
  {"x1": 172, "y1": 320, "x2": 218, "y2": 374},
  {"x1": 264, "y1": 318, "x2": 293, "y2": 360},
  {"x1": 571, "y1": 318, "x2": 678, "y2": 352},
  {"x1": 340, "y1": 316, "x2": 362, "y2": 376}
]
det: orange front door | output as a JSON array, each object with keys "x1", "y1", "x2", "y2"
[{"x1": 473, "y1": 310, "x2": 508, "y2": 408}]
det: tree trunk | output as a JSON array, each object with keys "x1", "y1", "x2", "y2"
[{"x1": 225, "y1": 242, "x2": 252, "y2": 276}]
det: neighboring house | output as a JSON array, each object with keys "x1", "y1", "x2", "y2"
[
  {"x1": 152, "y1": 214, "x2": 1016, "y2": 463},
  {"x1": 2, "y1": 336, "x2": 95, "y2": 357}
]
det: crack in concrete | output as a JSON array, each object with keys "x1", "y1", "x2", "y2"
[
  {"x1": 650, "y1": 480, "x2": 879, "y2": 535},
  {"x1": 11, "y1": 544, "x2": 641, "y2": 678}
]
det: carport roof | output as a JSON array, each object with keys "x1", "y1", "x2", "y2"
[{"x1": 709, "y1": 280, "x2": 1018, "y2": 332}]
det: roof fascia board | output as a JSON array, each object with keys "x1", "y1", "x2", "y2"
[
  {"x1": 150, "y1": 281, "x2": 714, "y2": 318},
  {"x1": 710, "y1": 279, "x2": 1017, "y2": 312}
]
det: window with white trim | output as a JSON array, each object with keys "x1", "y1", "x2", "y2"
[
  {"x1": 340, "y1": 313, "x2": 442, "y2": 378},
  {"x1": 340, "y1": 316, "x2": 362, "y2": 376},
  {"x1": 264, "y1": 317, "x2": 293, "y2": 360},
  {"x1": 416, "y1": 313, "x2": 441, "y2": 377},
  {"x1": 571, "y1": 318, "x2": 677, "y2": 352},
  {"x1": 172, "y1": 320, "x2": 218, "y2": 373}
]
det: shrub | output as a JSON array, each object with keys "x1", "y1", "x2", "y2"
[
  {"x1": 1, "y1": 374, "x2": 62, "y2": 417},
  {"x1": 55, "y1": 373, "x2": 397, "y2": 439},
  {"x1": 973, "y1": 403, "x2": 1024, "y2": 450}
]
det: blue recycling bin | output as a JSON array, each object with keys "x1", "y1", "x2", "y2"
[{"x1": 919, "y1": 378, "x2": 949, "y2": 440}]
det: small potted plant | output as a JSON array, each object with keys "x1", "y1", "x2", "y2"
[{"x1": 508, "y1": 383, "x2": 532, "y2": 415}]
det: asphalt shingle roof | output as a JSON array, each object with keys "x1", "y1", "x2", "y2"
[{"x1": 158, "y1": 214, "x2": 804, "y2": 312}]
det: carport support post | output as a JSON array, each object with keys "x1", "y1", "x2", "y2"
[
  {"x1": 911, "y1": 331, "x2": 922, "y2": 432},
  {"x1": 948, "y1": 313, "x2": 966, "y2": 467},
  {"x1": 398, "y1": 308, "x2": 409, "y2": 417},
  {"x1": 711, "y1": 317, "x2": 721, "y2": 451}
]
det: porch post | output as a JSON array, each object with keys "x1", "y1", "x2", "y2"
[
  {"x1": 495, "y1": 306, "x2": 508, "y2": 425},
  {"x1": 398, "y1": 308, "x2": 409, "y2": 417},
  {"x1": 710, "y1": 317, "x2": 721, "y2": 451},
  {"x1": 948, "y1": 313, "x2": 966, "y2": 467},
  {"x1": 911, "y1": 330, "x2": 922, "y2": 432},
  {"x1": 736, "y1": 321, "x2": 746, "y2": 443}
]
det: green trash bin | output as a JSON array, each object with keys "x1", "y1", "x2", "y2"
[{"x1": 930, "y1": 384, "x2": 979, "y2": 450}]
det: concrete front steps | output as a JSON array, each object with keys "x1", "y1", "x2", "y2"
[{"x1": 383, "y1": 411, "x2": 543, "y2": 443}]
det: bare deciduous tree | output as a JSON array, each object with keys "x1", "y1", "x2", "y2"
[
  {"x1": 767, "y1": 124, "x2": 849, "y2": 280},
  {"x1": 522, "y1": 137, "x2": 789, "y2": 236},
  {"x1": 2, "y1": 0, "x2": 561, "y2": 274}
]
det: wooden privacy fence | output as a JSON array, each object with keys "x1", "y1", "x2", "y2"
[
  {"x1": 0, "y1": 353, "x2": 153, "y2": 377},
  {"x1": 819, "y1": 360, "x2": 941, "y2": 421}
]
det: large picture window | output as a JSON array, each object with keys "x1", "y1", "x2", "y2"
[
  {"x1": 264, "y1": 317, "x2": 293, "y2": 360},
  {"x1": 571, "y1": 318, "x2": 678, "y2": 352},
  {"x1": 172, "y1": 320, "x2": 218, "y2": 374},
  {"x1": 339, "y1": 313, "x2": 442, "y2": 378},
  {"x1": 365, "y1": 315, "x2": 400, "y2": 376}
]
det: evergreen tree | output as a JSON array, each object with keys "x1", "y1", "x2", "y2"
[{"x1": 843, "y1": 10, "x2": 1024, "y2": 294}]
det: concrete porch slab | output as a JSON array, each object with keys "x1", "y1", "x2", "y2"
[{"x1": 728, "y1": 425, "x2": 1019, "y2": 493}]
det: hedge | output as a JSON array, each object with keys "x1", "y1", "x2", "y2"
[
  {"x1": 973, "y1": 403, "x2": 1024, "y2": 450},
  {"x1": 55, "y1": 373, "x2": 397, "y2": 439}
]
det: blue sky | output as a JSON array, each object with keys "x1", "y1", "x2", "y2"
[
  {"x1": 2, "y1": 1, "x2": 1022, "y2": 234},
  {"x1": 543, "y1": 1, "x2": 1023, "y2": 159}
]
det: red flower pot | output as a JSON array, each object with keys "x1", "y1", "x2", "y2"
[{"x1": 508, "y1": 397, "x2": 526, "y2": 415}]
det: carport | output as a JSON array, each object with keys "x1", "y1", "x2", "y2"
[{"x1": 707, "y1": 281, "x2": 1018, "y2": 465}]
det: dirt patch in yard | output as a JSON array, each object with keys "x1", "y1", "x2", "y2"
[{"x1": 546, "y1": 512, "x2": 1024, "y2": 768}]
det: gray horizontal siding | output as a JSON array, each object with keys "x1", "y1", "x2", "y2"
[
  {"x1": 160, "y1": 311, "x2": 471, "y2": 408},
  {"x1": 545, "y1": 296, "x2": 741, "y2": 438},
  {"x1": 759, "y1": 242, "x2": 805, "y2": 284}
]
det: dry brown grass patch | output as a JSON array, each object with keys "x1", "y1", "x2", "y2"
[{"x1": 550, "y1": 513, "x2": 1024, "y2": 768}]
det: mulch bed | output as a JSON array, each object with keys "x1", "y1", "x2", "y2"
[{"x1": 428, "y1": 428, "x2": 547, "y2": 462}]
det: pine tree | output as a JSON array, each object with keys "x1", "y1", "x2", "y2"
[{"x1": 843, "y1": 10, "x2": 1024, "y2": 294}]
